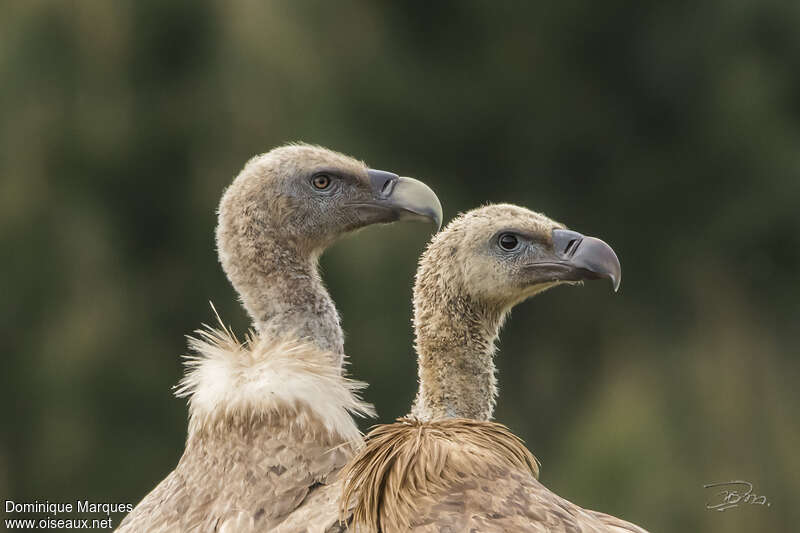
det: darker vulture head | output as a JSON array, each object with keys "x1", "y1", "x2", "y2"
[
  {"x1": 415, "y1": 203, "x2": 620, "y2": 313},
  {"x1": 217, "y1": 143, "x2": 442, "y2": 259}
]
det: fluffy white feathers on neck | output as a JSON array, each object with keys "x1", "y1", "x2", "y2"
[{"x1": 175, "y1": 310, "x2": 375, "y2": 445}]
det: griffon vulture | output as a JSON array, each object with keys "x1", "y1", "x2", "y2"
[
  {"x1": 117, "y1": 144, "x2": 442, "y2": 532},
  {"x1": 340, "y1": 204, "x2": 649, "y2": 532}
]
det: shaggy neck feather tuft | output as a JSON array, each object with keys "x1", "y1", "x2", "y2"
[{"x1": 175, "y1": 312, "x2": 374, "y2": 445}]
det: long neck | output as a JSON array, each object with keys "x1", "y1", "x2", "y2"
[
  {"x1": 220, "y1": 231, "x2": 344, "y2": 357},
  {"x1": 411, "y1": 291, "x2": 506, "y2": 421}
]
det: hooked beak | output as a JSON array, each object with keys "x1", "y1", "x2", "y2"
[
  {"x1": 528, "y1": 228, "x2": 622, "y2": 291},
  {"x1": 363, "y1": 169, "x2": 443, "y2": 230}
]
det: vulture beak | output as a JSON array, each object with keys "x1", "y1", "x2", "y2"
[
  {"x1": 365, "y1": 169, "x2": 443, "y2": 230},
  {"x1": 527, "y1": 229, "x2": 622, "y2": 291}
]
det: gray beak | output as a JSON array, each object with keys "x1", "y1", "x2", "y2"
[
  {"x1": 551, "y1": 228, "x2": 622, "y2": 291},
  {"x1": 367, "y1": 169, "x2": 443, "y2": 230}
]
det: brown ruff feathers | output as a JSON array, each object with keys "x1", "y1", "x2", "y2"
[{"x1": 340, "y1": 417, "x2": 539, "y2": 532}]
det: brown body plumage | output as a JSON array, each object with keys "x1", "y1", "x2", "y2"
[
  {"x1": 117, "y1": 144, "x2": 441, "y2": 532},
  {"x1": 340, "y1": 204, "x2": 648, "y2": 532}
]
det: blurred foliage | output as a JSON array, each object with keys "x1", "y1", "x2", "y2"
[{"x1": 1, "y1": 1, "x2": 799, "y2": 531}]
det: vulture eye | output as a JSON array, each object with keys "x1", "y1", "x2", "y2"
[
  {"x1": 498, "y1": 233, "x2": 520, "y2": 251},
  {"x1": 311, "y1": 174, "x2": 332, "y2": 190}
]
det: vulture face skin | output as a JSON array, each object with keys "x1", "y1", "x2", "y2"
[
  {"x1": 492, "y1": 225, "x2": 621, "y2": 293},
  {"x1": 284, "y1": 167, "x2": 442, "y2": 243},
  {"x1": 438, "y1": 204, "x2": 620, "y2": 307}
]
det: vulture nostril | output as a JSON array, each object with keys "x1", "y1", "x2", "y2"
[
  {"x1": 564, "y1": 239, "x2": 578, "y2": 255},
  {"x1": 368, "y1": 169, "x2": 400, "y2": 197},
  {"x1": 381, "y1": 177, "x2": 395, "y2": 195}
]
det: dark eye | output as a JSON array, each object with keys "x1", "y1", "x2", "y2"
[
  {"x1": 498, "y1": 233, "x2": 520, "y2": 251},
  {"x1": 312, "y1": 174, "x2": 332, "y2": 190}
]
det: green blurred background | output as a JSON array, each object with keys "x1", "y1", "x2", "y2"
[{"x1": 2, "y1": 1, "x2": 799, "y2": 531}]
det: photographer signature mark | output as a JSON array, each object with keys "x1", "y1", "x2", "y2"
[{"x1": 704, "y1": 480, "x2": 770, "y2": 511}]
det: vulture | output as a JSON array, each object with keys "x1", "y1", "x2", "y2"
[
  {"x1": 117, "y1": 144, "x2": 442, "y2": 532},
  {"x1": 340, "y1": 204, "x2": 649, "y2": 532}
]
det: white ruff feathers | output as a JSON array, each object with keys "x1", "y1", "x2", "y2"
[{"x1": 175, "y1": 310, "x2": 375, "y2": 445}]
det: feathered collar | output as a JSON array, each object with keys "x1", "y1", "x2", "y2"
[{"x1": 175, "y1": 309, "x2": 375, "y2": 446}]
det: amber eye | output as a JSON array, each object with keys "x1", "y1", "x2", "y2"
[
  {"x1": 498, "y1": 233, "x2": 520, "y2": 251},
  {"x1": 312, "y1": 174, "x2": 332, "y2": 190}
]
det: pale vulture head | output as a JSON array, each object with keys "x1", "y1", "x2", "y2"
[
  {"x1": 218, "y1": 144, "x2": 442, "y2": 258},
  {"x1": 415, "y1": 203, "x2": 620, "y2": 316},
  {"x1": 412, "y1": 203, "x2": 621, "y2": 421},
  {"x1": 215, "y1": 143, "x2": 442, "y2": 352}
]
